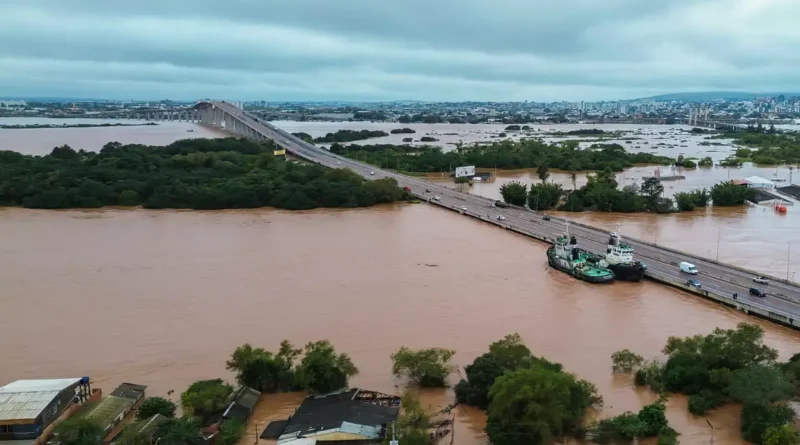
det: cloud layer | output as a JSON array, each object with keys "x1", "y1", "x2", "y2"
[{"x1": 1, "y1": 0, "x2": 798, "y2": 101}]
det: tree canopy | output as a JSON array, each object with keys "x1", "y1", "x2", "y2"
[
  {"x1": 294, "y1": 340, "x2": 359, "y2": 394},
  {"x1": 610, "y1": 323, "x2": 799, "y2": 444},
  {"x1": 54, "y1": 418, "x2": 105, "y2": 445},
  {"x1": 136, "y1": 396, "x2": 177, "y2": 421},
  {"x1": 0, "y1": 138, "x2": 407, "y2": 210},
  {"x1": 455, "y1": 333, "x2": 562, "y2": 409},
  {"x1": 390, "y1": 347, "x2": 456, "y2": 387},
  {"x1": 485, "y1": 364, "x2": 602, "y2": 445},
  {"x1": 499, "y1": 181, "x2": 527, "y2": 206},
  {"x1": 225, "y1": 342, "x2": 300, "y2": 393},
  {"x1": 180, "y1": 379, "x2": 233, "y2": 423},
  {"x1": 331, "y1": 139, "x2": 674, "y2": 174}
]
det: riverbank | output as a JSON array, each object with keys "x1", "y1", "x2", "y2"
[{"x1": 0, "y1": 138, "x2": 409, "y2": 210}]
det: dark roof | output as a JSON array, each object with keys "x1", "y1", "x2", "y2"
[
  {"x1": 261, "y1": 420, "x2": 289, "y2": 439},
  {"x1": 110, "y1": 383, "x2": 147, "y2": 401},
  {"x1": 281, "y1": 389, "x2": 400, "y2": 438},
  {"x1": 222, "y1": 387, "x2": 261, "y2": 422}
]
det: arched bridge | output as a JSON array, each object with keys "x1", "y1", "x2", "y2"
[{"x1": 192, "y1": 101, "x2": 800, "y2": 328}]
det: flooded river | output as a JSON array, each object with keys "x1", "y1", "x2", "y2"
[
  {"x1": 2, "y1": 120, "x2": 800, "y2": 444},
  {"x1": 1, "y1": 205, "x2": 799, "y2": 445}
]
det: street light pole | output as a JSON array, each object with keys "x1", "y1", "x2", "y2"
[{"x1": 787, "y1": 242, "x2": 792, "y2": 281}]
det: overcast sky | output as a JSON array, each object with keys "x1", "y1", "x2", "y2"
[{"x1": 1, "y1": 0, "x2": 798, "y2": 102}]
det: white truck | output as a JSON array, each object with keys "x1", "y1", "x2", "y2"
[{"x1": 680, "y1": 262, "x2": 698, "y2": 275}]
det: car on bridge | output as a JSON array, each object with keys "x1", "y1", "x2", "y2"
[
  {"x1": 686, "y1": 279, "x2": 702, "y2": 289},
  {"x1": 433, "y1": 196, "x2": 441, "y2": 201},
  {"x1": 749, "y1": 287, "x2": 767, "y2": 298},
  {"x1": 497, "y1": 215, "x2": 507, "y2": 221},
  {"x1": 460, "y1": 206, "x2": 468, "y2": 211},
  {"x1": 370, "y1": 171, "x2": 375, "y2": 175},
  {"x1": 753, "y1": 276, "x2": 770, "y2": 285}
]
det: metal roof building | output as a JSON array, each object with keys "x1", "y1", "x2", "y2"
[
  {"x1": 0, "y1": 378, "x2": 88, "y2": 443},
  {"x1": 0, "y1": 379, "x2": 82, "y2": 425}
]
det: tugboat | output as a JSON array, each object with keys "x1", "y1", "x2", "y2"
[
  {"x1": 605, "y1": 232, "x2": 646, "y2": 282},
  {"x1": 547, "y1": 232, "x2": 615, "y2": 284}
]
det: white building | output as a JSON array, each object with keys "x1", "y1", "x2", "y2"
[{"x1": 743, "y1": 176, "x2": 775, "y2": 189}]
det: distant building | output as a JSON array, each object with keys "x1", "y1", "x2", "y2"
[
  {"x1": 0, "y1": 378, "x2": 91, "y2": 442},
  {"x1": 261, "y1": 389, "x2": 400, "y2": 445}
]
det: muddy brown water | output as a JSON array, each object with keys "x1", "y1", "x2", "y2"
[
  {"x1": 2, "y1": 122, "x2": 800, "y2": 445},
  {"x1": 1, "y1": 205, "x2": 799, "y2": 445}
]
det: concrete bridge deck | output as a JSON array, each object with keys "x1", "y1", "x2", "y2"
[{"x1": 199, "y1": 101, "x2": 800, "y2": 329}]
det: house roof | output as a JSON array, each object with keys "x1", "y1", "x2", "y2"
[
  {"x1": 744, "y1": 176, "x2": 774, "y2": 184},
  {"x1": 222, "y1": 387, "x2": 261, "y2": 422},
  {"x1": 0, "y1": 379, "x2": 82, "y2": 424},
  {"x1": 275, "y1": 389, "x2": 400, "y2": 444}
]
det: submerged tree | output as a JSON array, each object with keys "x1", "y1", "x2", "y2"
[{"x1": 391, "y1": 347, "x2": 456, "y2": 387}]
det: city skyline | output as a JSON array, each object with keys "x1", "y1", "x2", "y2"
[{"x1": 2, "y1": 0, "x2": 800, "y2": 101}]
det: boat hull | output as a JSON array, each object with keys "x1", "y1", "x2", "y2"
[
  {"x1": 547, "y1": 248, "x2": 615, "y2": 284},
  {"x1": 607, "y1": 263, "x2": 646, "y2": 282}
]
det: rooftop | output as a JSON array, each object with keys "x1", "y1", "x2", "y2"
[
  {"x1": 0, "y1": 378, "x2": 82, "y2": 424},
  {"x1": 267, "y1": 389, "x2": 400, "y2": 444}
]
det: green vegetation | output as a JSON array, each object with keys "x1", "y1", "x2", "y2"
[
  {"x1": 420, "y1": 136, "x2": 438, "y2": 142},
  {"x1": 724, "y1": 130, "x2": 800, "y2": 164},
  {"x1": 674, "y1": 189, "x2": 709, "y2": 211},
  {"x1": 331, "y1": 140, "x2": 674, "y2": 174},
  {"x1": 291, "y1": 132, "x2": 313, "y2": 143},
  {"x1": 226, "y1": 340, "x2": 357, "y2": 394},
  {"x1": 217, "y1": 420, "x2": 245, "y2": 445},
  {"x1": 762, "y1": 424, "x2": 800, "y2": 445},
  {"x1": 294, "y1": 340, "x2": 359, "y2": 394},
  {"x1": 546, "y1": 128, "x2": 607, "y2": 136},
  {"x1": 136, "y1": 397, "x2": 177, "y2": 421},
  {"x1": 698, "y1": 156, "x2": 713, "y2": 167},
  {"x1": 314, "y1": 129, "x2": 389, "y2": 143},
  {"x1": 528, "y1": 183, "x2": 563, "y2": 210},
  {"x1": 154, "y1": 417, "x2": 204, "y2": 445},
  {"x1": 0, "y1": 138, "x2": 407, "y2": 210},
  {"x1": 710, "y1": 181, "x2": 755, "y2": 206},
  {"x1": 114, "y1": 426, "x2": 151, "y2": 445},
  {"x1": 390, "y1": 128, "x2": 416, "y2": 134},
  {"x1": 611, "y1": 349, "x2": 644, "y2": 373},
  {"x1": 390, "y1": 347, "x2": 456, "y2": 387},
  {"x1": 590, "y1": 401, "x2": 676, "y2": 444},
  {"x1": 455, "y1": 334, "x2": 564, "y2": 409},
  {"x1": 54, "y1": 418, "x2": 105, "y2": 445},
  {"x1": 611, "y1": 323, "x2": 800, "y2": 444},
  {"x1": 225, "y1": 342, "x2": 299, "y2": 393},
  {"x1": 486, "y1": 364, "x2": 602, "y2": 445},
  {"x1": 499, "y1": 181, "x2": 527, "y2": 206},
  {"x1": 385, "y1": 393, "x2": 430, "y2": 445},
  {"x1": 180, "y1": 379, "x2": 233, "y2": 423}
]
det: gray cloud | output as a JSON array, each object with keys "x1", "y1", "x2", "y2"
[{"x1": 0, "y1": 0, "x2": 798, "y2": 101}]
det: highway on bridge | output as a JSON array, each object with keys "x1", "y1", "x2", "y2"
[{"x1": 210, "y1": 101, "x2": 800, "y2": 322}]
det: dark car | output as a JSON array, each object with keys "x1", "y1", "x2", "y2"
[
  {"x1": 749, "y1": 288, "x2": 767, "y2": 297},
  {"x1": 543, "y1": 215, "x2": 551, "y2": 221},
  {"x1": 686, "y1": 279, "x2": 702, "y2": 289}
]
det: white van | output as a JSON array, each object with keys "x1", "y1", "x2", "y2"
[{"x1": 680, "y1": 262, "x2": 698, "y2": 274}]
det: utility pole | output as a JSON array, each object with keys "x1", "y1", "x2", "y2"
[
  {"x1": 390, "y1": 422, "x2": 398, "y2": 445},
  {"x1": 788, "y1": 242, "x2": 792, "y2": 280}
]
